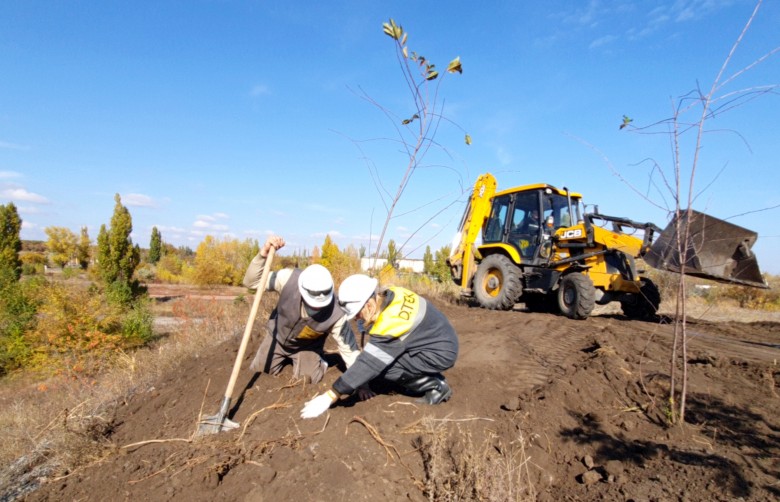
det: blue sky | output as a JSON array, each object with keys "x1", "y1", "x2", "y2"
[{"x1": 2, "y1": 1, "x2": 779, "y2": 274}]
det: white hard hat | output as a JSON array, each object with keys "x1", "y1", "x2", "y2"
[
  {"x1": 338, "y1": 274, "x2": 378, "y2": 320},
  {"x1": 298, "y1": 264, "x2": 334, "y2": 308}
]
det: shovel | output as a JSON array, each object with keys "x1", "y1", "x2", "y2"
[{"x1": 197, "y1": 247, "x2": 275, "y2": 435}]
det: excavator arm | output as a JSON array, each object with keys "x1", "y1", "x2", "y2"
[{"x1": 447, "y1": 173, "x2": 497, "y2": 290}]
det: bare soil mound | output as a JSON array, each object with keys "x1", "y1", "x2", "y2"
[{"x1": 17, "y1": 288, "x2": 780, "y2": 501}]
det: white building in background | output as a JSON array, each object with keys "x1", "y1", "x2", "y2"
[{"x1": 360, "y1": 257, "x2": 425, "y2": 273}]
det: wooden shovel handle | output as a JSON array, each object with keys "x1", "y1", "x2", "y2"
[{"x1": 223, "y1": 247, "x2": 275, "y2": 400}]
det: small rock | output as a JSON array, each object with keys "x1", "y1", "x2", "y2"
[
  {"x1": 650, "y1": 473, "x2": 668, "y2": 484},
  {"x1": 579, "y1": 470, "x2": 602, "y2": 485},
  {"x1": 582, "y1": 454, "x2": 595, "y2": 469},
  {"x1": 620, "y1": 419, "x2": 636, "y2": 432},
  {"x1": 501, "y1": 396, "x2": 522, "y2": 411},
  {"x1": 604, "y1": 459, "x2": 624, "y2": 478}
]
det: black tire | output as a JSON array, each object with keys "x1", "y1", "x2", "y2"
[
  {"x1": 620, "y1": 277, "x2": 661, "y2": 320},
  {"x1": 524, "y1": 293, "x2": 557, "y2": 313},
  {"x1": 557, "y1": 273, "x2": 596, "y2": 320},
  {"x1": 473, "y1": 254, "x2": 523, "y2": 310}
]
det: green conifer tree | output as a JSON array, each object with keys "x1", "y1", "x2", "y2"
[
  {"x1": 76, "y1": 226, "x2": 91, "y2": 269},
  {"x1": 386, "y1": 239, "x2": 399, "y2": 267},
  {"x1": 97, "y1": 194, "x2": 140, "y2": 286},
  {"x1": 433, "y1": 245, "x2": 452, "y2": 283},
  {"x1": 0, "y1": 202, "x2": 22, "y2": 281},
  {"x1": 423, "y1": 245, "x2": 434, "y2": 275},
  {"x1": 148, "y1": 226, "x2": 162, "y2": 264}
]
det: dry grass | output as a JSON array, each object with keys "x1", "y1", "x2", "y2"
[
  {"x1": 385, "y1": 273, "x2": 464, "y2": 306},
  {"x1": 411, "y1": 416, "x2": 537, "y2": 501},
  {"x1": 0, "y1": 293, "x2": 268, "y2": 500}
]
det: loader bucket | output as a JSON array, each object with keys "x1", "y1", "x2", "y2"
[{"x1": 644, "y1": 209, "x2": 768, "y2": 289}]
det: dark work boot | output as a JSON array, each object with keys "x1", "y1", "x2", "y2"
[{"x1": 401, "y1": 374, "x2": 453, "y2": 404}]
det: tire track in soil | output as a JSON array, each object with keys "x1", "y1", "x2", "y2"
[
  {"x1": 450, "y1": 304, "x2": 596, "y2": 399},
  {"x1": 588, "y1": 315, "x2": 780, "y2": 365},
  {"x1": 684, "y1": 329, "x2": 780, "y2": 363},
  {"x1": 449, "y1": 300, "x2": 778, "y2": 405},
  {"x1": 508, "y1": 314, "x2": 597, "y2": 392}
]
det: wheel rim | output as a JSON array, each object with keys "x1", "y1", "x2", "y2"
[
  {"x1": 482, "y1": 268, "x2": 503, "y2": 298},
  {"x1": 562, "y1": 283, "x2": 575, "y2": 307}
]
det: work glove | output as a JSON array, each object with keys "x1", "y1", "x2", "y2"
[{"x1": 300, "y1": 390, "x2": 337, "y2": 419}]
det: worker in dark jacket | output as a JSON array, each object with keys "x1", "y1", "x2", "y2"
[
  {"x1": 243, "y1": 236, "x2": 359, "y2": 384},
  {"x1": 300, "y1": 274, "x2": 458, "y2": 418}
]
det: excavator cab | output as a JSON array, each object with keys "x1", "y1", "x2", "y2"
[{"x1": 483, "y1": 187, "x2": 581, "y2": 263}]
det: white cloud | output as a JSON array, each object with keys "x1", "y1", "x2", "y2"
[
  {"x1": 589, "y1": 34, "x2": 617, "y2": 49},
  {"x1": 0, "y1": 141, "x2": 29, "y2": 151},
  {"x1": 0, "y1": 171, "x2": 22, "y2": 179},
  {"x1": 16, "y1": 205, "x2": 45, "y2": 215},
  {"x1": 250, "y1": 84, "x2": 271, "y2": 97},
  {"x1": 155, "y1": 224, "x2": 187, "y2": 233},
  {"x1": 244, "y1": 229, "x2": 273, "y2": 237},
  {"x1": 352, "y1": 232, "x2": 380, "y2": 242},
  {"x1": 193, "y1": 212, "x2": 230, "y2": 232},
  {"x1": 193, "y1": 220, "x2": 230, "y2": 231},
  {"x1": 0, "y1": 187, "x2": 49, "y2": 204},
  {"x1": 195, "y1": 212, "x2": 229, "y2": 222},
  {"x1": 122, "y1": 193, "x2": 156, "y2": 207}
]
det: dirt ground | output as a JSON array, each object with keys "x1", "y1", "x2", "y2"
[{"x1": 13, "y1": 284, "x2": 780, "y2": 501}]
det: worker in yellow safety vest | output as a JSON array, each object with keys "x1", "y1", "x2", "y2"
[{"x1": 300, "y1": 274, "x2": 459, "y2": 419}]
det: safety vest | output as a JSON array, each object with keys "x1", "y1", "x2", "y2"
[{"x1": 369, "y1": 287, "x2": 423, "y2": 338}]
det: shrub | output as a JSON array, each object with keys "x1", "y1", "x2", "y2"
[
  {"x1": 720, "y1": 281, "x2": 780, "y2": 310},
  {"x1": 20, "y1": 252, "x2": 46, "y2": 276},
  {"x1": 121, "y1": 299, "x2": 155, "y2": 346},
  {"x1": 21, "y1": 262, "x2": 44, "y2": 276},
  {"x1": 23, "y1": 279, "x2": 154, "y2": 375},
  {"x1": 319, "y1": 235, "x2": 361, "y2": 284},
  {"x1": 156, "y1": 254, "x2": 186, "y2": 284},
  {"x1": 105, "y1": 280, "x2": 134, "y2": 307},
  {"x1": 134, "y1": 263, "x2": 156, "y2": 282},
  {"x1": 187, "y1": 236, "x2": 258, "y2": 286},
  {"x1": 0, "y1": 276, "x2": 42, "y2": 375},
  {"x1": 61, "y1": 267, "x2": 80, "y2": 280}
]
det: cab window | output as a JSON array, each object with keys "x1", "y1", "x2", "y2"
[{"x1": 483, "y1": 196, "x2": 510, "y2": 243}]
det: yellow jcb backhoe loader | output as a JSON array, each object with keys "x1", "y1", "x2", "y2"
[{"x1": 447, "y1": 173, "x2": 767, "y2": 320}]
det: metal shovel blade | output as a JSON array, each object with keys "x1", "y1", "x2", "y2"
[
  {"x1": 197, "y1": 396, "x2": 240, "y2": 436},
  {"x1": 645, "y1": 209, "x2": 768, "y2": 289}
]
